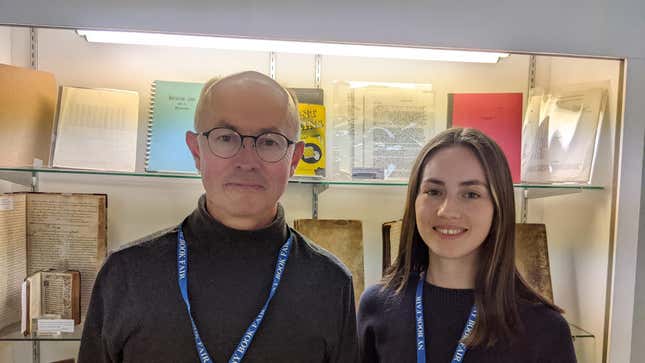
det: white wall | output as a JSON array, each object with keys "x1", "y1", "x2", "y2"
[
  {"x1": 613, "y1": 58, "x2": 645, "y2": 363},
  {"x1": 8, "y1": 27, "x2": 29, "y2": 68},
  {"x1": 0, "y1": 26, "x2": 10, "y2": 64},
  {"x1": 632, "y1": 145, "x2": 645, "y2": 361}
]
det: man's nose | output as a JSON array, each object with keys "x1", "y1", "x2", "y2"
[
  {"x1": 235, "y1": 137, "x2": 261, "y2": 167},
  {"x1": 240, "y1": 136, "x2": 256, "y2": 149}
]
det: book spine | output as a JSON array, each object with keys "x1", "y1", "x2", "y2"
[{"x1": 144, "y1": 82, "x2": 156, "y2": 171}]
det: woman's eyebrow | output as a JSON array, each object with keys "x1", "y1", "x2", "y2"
[{"x1": 421, "y1": 178, "x2": 488, "y2": 187}]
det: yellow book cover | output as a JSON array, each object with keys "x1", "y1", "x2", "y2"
[{"x1": 296, "y1": 103, "x2": 325, "y2": 177}]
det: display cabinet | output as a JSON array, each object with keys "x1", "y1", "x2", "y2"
[{"x1": 0, "y1": 24, "x2": 623, "y2": 363}]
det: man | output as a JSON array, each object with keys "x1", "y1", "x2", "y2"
[{"x1": 78, "y1": 71, "x2": 359, "y2": 362}]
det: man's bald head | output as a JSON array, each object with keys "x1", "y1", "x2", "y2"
[{"x1": 194, "y1": 71, "x2": 300, "y2": 139}]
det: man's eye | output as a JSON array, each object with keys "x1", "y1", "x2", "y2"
[{"x1": 217, "y1": 135, "x2": 233, "y2": 142}]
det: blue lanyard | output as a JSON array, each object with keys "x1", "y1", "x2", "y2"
[
  {"x1": 177, "y1": 227, "x2": 293, "y2": 363},
  {"x1": 416, "y1": 272, "x2": 478, "y2": 363}
]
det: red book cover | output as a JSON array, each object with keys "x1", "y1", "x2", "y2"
[{"x1": 448, "y1": 93, "x2": 523, "y2": 183}]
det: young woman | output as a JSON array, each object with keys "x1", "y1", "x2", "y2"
[{"x1": 357, "y1": 128, "x2": 576, "y2": 362}]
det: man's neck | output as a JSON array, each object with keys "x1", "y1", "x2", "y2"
[
  {"x1": 205, "y1": 198, "x2": 278, "y2": 231},
  {"x1": 426, "y1": 250, "x2": 480, "y2": 289}
]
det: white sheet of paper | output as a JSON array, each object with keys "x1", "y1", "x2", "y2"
[
  {"x1": 331, "y1": 81, "x2": 434, "y2": 181},
  {"x1": 37, "y1": 319, "x2": 75, "y2": 333},
  {"x1": 52, "y1": 87, "x2": 139, "y2": 172}
]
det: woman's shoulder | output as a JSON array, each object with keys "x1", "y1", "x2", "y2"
[
  {"x1": 358, "y1": 281, "x2": 410, "y2": 317},
  {"x1": 513, "y1": 301, "x2": 577, "y2": 361},
  {"x1": 358, "y1": 283, "x2": 389, "y2": 311},
  {"x1": 519, "y1": 300, "x2": 572, "y2": 336}
]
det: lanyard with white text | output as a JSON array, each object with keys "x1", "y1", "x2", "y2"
[
  {"x1": 415, "y1": 271, "x2": 478, "y2": 363},
  {"x1": 177, "y1": 227, "x2": 293, "y2": 363}
]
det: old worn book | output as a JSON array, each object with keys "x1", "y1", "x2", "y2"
[
  {"x1": 0, "y1": 64, "x2": 58, "y2": 167},
  {"x1": 293, "y1": 219, "x2": 364, "y2": 304},
  {"x1": 382, "y1": 219, "x2": 403, "y2": 274},
  {"x1": 0, "y1": 192, "x2": 107, "y2": 331},
  {"x1": 515, "y1": 223, "x2": 554, "y2": 302},
  {"x1": 21, "y1": 270, "x2": 81, "y2": 335}
]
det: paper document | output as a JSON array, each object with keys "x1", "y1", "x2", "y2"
[{"x1": 52, "y1": 86, "x2": 139, "y2": 172}]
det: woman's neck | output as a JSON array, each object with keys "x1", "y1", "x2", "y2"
[{"x1": 426, "y1": 250, "x2": 480, "y2": 289}]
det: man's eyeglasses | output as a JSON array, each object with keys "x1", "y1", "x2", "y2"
[{"x1": 198, "y1": 127, "x2": 296, "y2": 163}]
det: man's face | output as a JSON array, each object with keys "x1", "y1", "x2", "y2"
[{"x1": 186, "y1": 78, "x2": 303, "y2": 228}]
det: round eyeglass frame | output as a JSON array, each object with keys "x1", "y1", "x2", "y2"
[{"x1": 198, "y1": 127, "x2": 297, "y2": 163}]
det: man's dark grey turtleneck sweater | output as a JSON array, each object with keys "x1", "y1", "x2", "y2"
[{"x1": 78, "y1": 195, "x2": 359, "y2": 362}]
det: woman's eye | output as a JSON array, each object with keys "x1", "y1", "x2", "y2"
[
  {"x1": 426, "y1": 189, "x2": 442, "y2": 196},
  {"x1": 465, "y1": 191, "x2": 480, "y2": 199}
]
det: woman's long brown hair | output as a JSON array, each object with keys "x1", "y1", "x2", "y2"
[{"x1": 382, "y1": 127, "x2": 562, "y2": 348}]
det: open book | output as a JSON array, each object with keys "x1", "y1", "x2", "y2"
[
  {"x1": 0, "y1": 193, "x2": 107, "y2": 331},
  {"x1": 21, "y1": 270, "x2": 81, "y2": 335}
]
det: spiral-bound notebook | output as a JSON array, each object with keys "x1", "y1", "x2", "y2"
[{"x1": 145, "y1": 80, "x2": 204, "y2": 173}]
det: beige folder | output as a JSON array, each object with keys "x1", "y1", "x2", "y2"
[{"x1": 0, "y1": 64, "x2": 57, "y2": 166}]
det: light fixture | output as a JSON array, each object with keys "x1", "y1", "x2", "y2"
[
  {"x1": 347, "y1": 81, "x2": 432, "y2": 89},
  {"x1": 76, "y1": 30, "x2": 509, "y2": 64}
]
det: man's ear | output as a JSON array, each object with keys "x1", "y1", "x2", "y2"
[
  {"x1": 289, "y1": 141, "x2": 305, "y2": 177},
  {"x1": 185, "y1": 131, "x2": 202, "y2": 172}
]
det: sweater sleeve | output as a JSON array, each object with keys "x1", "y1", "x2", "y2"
[
  {"x1": 77, "y1": 252, "x2": 130, "y2": 363},
  {"x1": 329, "y1": 276, "x2": 360, "y2": 363},
  {"x1": 357, "y1": 285, "x2": 382, "y2": 363}
]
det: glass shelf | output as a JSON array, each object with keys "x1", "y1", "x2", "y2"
[
  {"x1": 0, "y1": 166, "x2": 605, "y2": 190},
  {"x1": 0, "y1": 320, "x2": 591, "y2": 342},
  {"x1": 0, "y1": 322, "x2": 83, "y2": 341},
  {"x1": 569, "y1": 322, "x2": 594, "y2": 340}
]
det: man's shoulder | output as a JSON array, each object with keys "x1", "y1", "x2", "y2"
[
  {"x1": 97, "y1": 224, "x2": 179, "y2": 281},
  {"x1": 292, "y1": 229, "x2": 353, "y2": 280},
  {"x1": 110, "y1": 224, "x2": 179, "y2": 258}
]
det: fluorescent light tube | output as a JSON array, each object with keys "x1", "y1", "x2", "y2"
[{"x1": 77, "y1": 30, "x2": 509, "y2": 63}]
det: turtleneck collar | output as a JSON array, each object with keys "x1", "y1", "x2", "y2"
[{"x1": 183, "y1": 194, "x2": 290, "y2": 249}]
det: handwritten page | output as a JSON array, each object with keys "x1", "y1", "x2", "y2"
[
  {"x1": 0, "y1": 194, "x2": 27, "y2": 330},
  {"x1": 27, "y1": 193, "x2": 107, "y2": 318},
  {"x1": 331, "y1": 81, "x2": 434, "y2": 181}
]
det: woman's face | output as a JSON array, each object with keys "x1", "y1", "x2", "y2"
[{"x1": 415, "y1": 145, "x2": 495, "y2": 263}]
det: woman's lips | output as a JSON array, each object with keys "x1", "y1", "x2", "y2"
[{"x1": 433, "y1": 226, "x2": 468, "y2": 239}]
